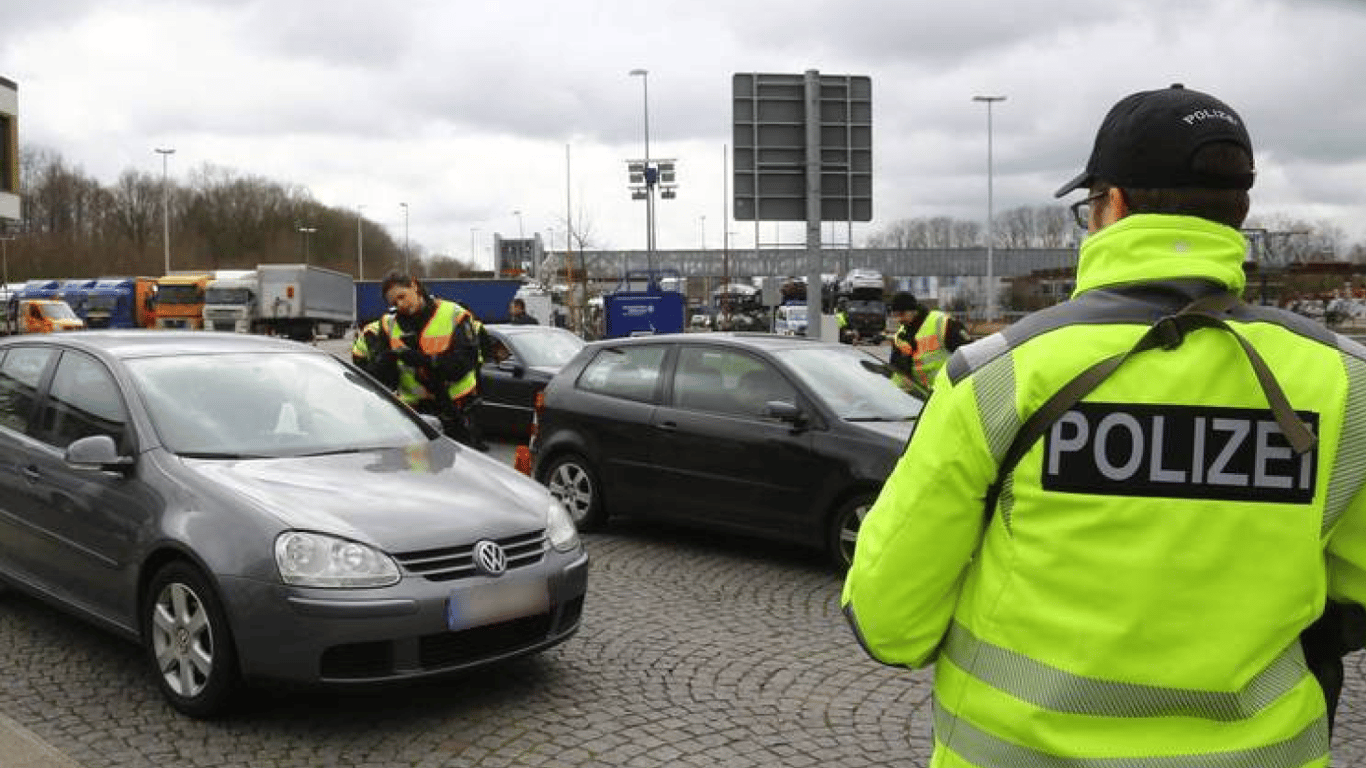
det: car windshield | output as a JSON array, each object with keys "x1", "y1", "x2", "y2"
[
  {"x1": 509, "y1": 329, "x2": 585, "y2": 368},
  {"x1": 784, "y1": 307, "x2": 807, "y2": 320},
  {"x1": 157, "y1": 284, "x2": 202, "y2": 304},
  {"x1": 40, "y1": 302, "x2": 79, "y2": 320},
  {"x1": 125, "y1": 351, "x2": 429, "y2": 457},
  {"x1": 205, "y1": 287, "x2": 254, "y2": 304},
  {"x1": 777, "y1": 346, "x2": 923, "y2": 422}
]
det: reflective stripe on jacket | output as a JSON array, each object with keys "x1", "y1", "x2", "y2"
[
  {"x1": 843, "y1": 214, "x2": 1366, "y2": 767},
  {"x1": 382, "y1": 299, "x2": 477, "y2": 405}
]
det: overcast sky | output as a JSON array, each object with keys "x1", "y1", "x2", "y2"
[{"x1": 4, "y1": 0, "x2": 1365, "y2": 271}]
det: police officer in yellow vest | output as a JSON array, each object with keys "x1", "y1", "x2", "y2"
[
  {"x1": 886, "y1": 292, "x2": 970, "y2": 397},
  {"x1": 350, "y1": 317, "x2": 390, "y2": 379},
  {"x1": 843, "y1": 85, "x2": 1366, "y2": 767},
  {"x1": 378, "y1": 272, "x2": 488, "y2": 451}
]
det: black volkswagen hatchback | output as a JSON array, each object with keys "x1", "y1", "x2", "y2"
[{"x1": 531, "y1": 333, "x2": 923, "y2": 567}]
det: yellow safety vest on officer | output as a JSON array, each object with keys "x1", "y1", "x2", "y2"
[
  {"x1": 350, "y1": 318, "x2": 384, "y2": 368},
  {"x1": 845, "y1": 214, "x2": 1365, "y2": 768},
  {"x1": 380, "y1": 298, "x2": 478, "y2": 406},
  {"x1": 844, "y1": 85, "x2": 1366, "y2": 767},
  {"x1": 889, "y1": 307, "x2": 953, "y2": 394}
]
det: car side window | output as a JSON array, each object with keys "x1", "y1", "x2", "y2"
[
  {"x1": 577, "y1": 345, "x2": 667, "y2": 402},
  {"x1": 672, "y1": 347, "x2": 796, "y2": 419},
  {"x1": 0, "y1": 346, "x2": 57, "y2": 433},
  {"x1": 35, "y1": 350, "x2": 130, "y2": 451}
]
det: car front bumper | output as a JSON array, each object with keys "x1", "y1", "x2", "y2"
[{"x1": 220, "y1": 548, "x2": 589, "y2": 684}]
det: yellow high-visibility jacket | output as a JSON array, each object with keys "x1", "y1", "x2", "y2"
[{"x1": 843, "y1": 214, "x2": 1366, "y2": 767}]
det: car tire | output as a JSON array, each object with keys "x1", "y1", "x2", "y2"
[
  {"x1": 143, "y1": 562, "x2": 240, "y2": 718},
  {"x1": 541, "y1": 453, "x2": 606, "y2": 531},
  {"x1": 828, "y1": 492, "x2": 876, "y2": 570}
]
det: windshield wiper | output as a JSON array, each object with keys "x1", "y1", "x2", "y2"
[
  {"x1": 177, "y1": 451, "x2": 275, "y2": 459},
  {"x1": 294, "y1": 447, "x2": 385, "y2": 457}
]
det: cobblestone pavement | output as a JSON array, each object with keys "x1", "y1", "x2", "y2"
[
  {"x1": 4, "y1": 519, "x2": 1366, "y2": 767},
  {"x1": 0, "y1": 522, "x2": 929, "y2": 767}
]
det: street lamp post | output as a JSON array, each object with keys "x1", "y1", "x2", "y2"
[
  {"x1": 399, "y1": 202, "x2": 409, "y2": 273},
  {"x1": 973, "y1": 95, "x2": 1005, "y2": 324},
  {"x1": 356, "y1": 205, "x2": 366, "y2": 280},
  {"x1": 470, "y1": 227, "x2": 481, "y2": 270},
  {"x1": 512, "y1": 209, "x2": 526, "y2": 275},
  {"x1": 629, "y1": 68, "x2": 655, "y2": 275},
  {"x1": 297, "y1": 225, "x2": 317, "y2": 264},
  {"x1": 154, "y1": 147, "x2": 175, "y2": 274}
]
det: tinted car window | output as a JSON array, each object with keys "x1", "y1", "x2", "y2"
[
  {"x1": 576, "y1": 345, "x2": 667, "y2": 402},
  {"x1": 0, "y1": 346, "x2": 56, "y2": 432},
  {"x1": 672, "y1": 346, "x2": 795, "y2": 418},
  {"x1": 510, "y1": 329, "x2": 585, "y2": 367},
  {"x1": 778, "y1": 346, "x2": 922, "y2": 421},
  {"x1": 35, "y1": 350, "x2": 129, "y2": 450},
  {"x1": 127, "y1": 352, "x2": 428, "y2": 456}
]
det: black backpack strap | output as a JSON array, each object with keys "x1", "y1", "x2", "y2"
[{"x1": 983, "y1": 292, "x2": 1317, "y2": 518}]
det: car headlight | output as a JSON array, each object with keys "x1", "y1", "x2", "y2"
[
  {"x1": 274, "y1": 531, "x2": 401, "y2": 588},
  {"x1": 545, "y1": 499, "x2": 580, "y2": 552}
]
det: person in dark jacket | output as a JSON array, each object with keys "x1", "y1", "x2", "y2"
[{"x1": 508, "y1": 298, "x2": 539, "y2": 324}]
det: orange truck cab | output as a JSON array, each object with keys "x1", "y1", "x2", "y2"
[
  {"x1": 19, "y1": 299, "x2": 86, "y2": 333},
  {"x1": 153, "y1": 273, "x2": 210, "y2": 329}
]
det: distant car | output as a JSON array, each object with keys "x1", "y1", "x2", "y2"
[
  {"x1": 475, "y1": 324, "x2": 586, "y2": 438},
  {"x1": 0, "y1": 331, "x2": 588, "y2": 717},
  {"x1": 531, "y1": 333, "x2": 923, "y2": 567},
  {"x1": 774, "y1": 304, "x2": 808, "y2": 336}
]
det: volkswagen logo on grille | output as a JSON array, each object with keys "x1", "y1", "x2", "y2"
[{"x1": 473, "y1": 540, "x2": 508, "y2": 576}]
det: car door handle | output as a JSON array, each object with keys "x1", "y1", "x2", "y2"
[
  {"x1": 655, "y1": 421, "x2": 677, "y2": 432},
  {"x1": 21, "y1": 466, "x2": 41, "y2": 483}
]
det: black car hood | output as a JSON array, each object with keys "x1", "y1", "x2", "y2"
[{"x1": 180, "y1": 440, "x2": 549, "y2": 551}]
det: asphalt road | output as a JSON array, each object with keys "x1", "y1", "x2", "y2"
[{"x1": 2, "y1": 335, "x2": 1366, "y2": 767}]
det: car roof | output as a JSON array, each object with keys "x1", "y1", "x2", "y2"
[
  {"x1": 584, "y1": 332, "x2": 831, "y2": 352},
  {"x1": 0, "y1": 330, "x2": 324, "y2": 360}
]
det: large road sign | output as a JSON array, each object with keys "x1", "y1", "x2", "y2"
[{"x1": 732, "y1": 72, "x2": 871, "y2": 223}]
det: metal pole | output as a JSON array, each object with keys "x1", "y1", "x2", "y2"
[
  {"x1": 804, "y1": 70, "x2": 823, "y2": 340},
  {"x1": 513, "y1": 209, "x2": 525, "y2": 275},
  {"x1": 356, "y1": 205, "x2": 365, "y2": 280},
  {"x1": 155, "y1": 147, "x2": 175, "y2": 273},
  {"x1": 630, "y1": 69, "x2": 654, "y2": 277},
  {"x1": 399, "y1": 202, "x2": 409, "y2": 273},
  {"x1": 973, "y1": 95, "x2": 1005, "y2": 324}
]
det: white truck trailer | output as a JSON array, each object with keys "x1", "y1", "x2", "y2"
[{"x1": 204, "y1": 264, "x2": 354, "y2": 340}]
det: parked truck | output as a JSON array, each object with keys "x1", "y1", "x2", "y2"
[
  {"x1": 84, "y1": 277, "x2": 159, "y2": 329},
  {"x1": 154, "y1": 272, "x2": 212, "y2": 330},
  {"x1": 202, "y1": 270, "x2": 259, "y2": 333},
  {"x1": 250, "y1": 264, "x2": 354, "y2": 340}
]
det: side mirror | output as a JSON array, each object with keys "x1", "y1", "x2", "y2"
[
  {"x1": 65, "y1": 435, "x2": 134, "y2": 472},
  {"x1": 419, "y1": 414, "x2": 445, "y2": 435},
  {"x1": 497, "y1": 359, "x2": 526, "y2": 377},
  {"x1": 765, "y1": 401, "x2": 808, "y2": 430}
]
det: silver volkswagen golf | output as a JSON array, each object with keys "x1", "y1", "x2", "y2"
[{"x1": 0, "y1": 331, "x2": 588, "y2": 717}]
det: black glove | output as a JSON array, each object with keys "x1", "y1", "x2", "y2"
[
  {"x1": 397, "y1": 347, "x2": 427, "y2": 367},
  {"x1": 363, "y1": 330, "x2": 382, "y2": 352},
  {"x1": 373, "y1": 347, "x2": 398, "y2": 368}
]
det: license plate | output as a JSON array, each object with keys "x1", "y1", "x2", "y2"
[{"x1": 447, "y1": 578, "x2": 549, "y2": 630}]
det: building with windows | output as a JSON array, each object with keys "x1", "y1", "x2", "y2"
[{"x1": 0, "y1": 76, "x2": 18, "y2": 223}]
